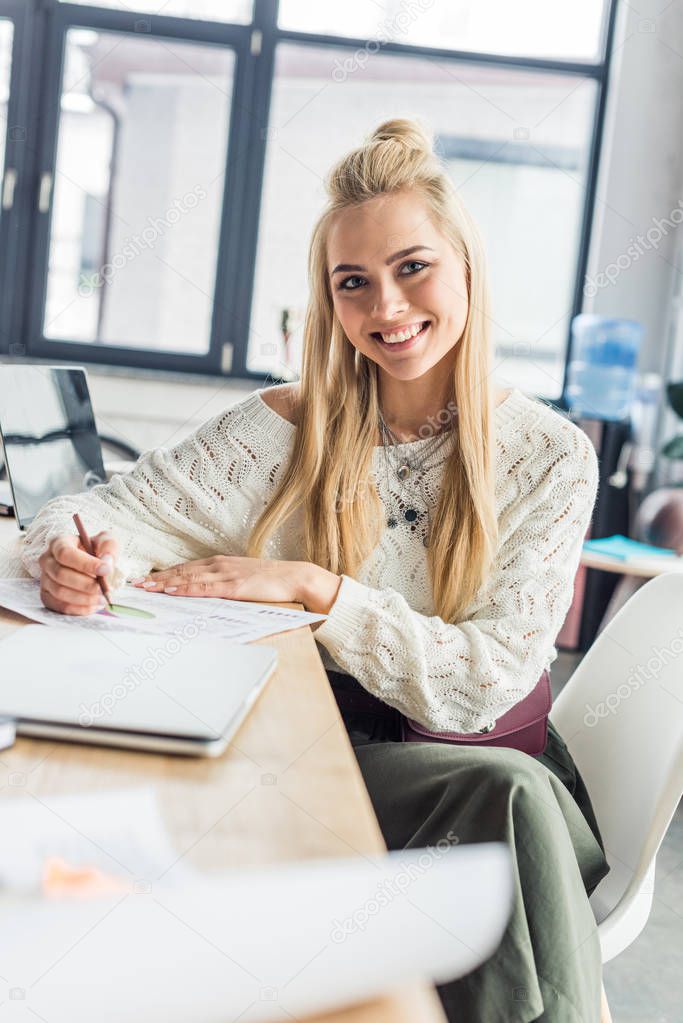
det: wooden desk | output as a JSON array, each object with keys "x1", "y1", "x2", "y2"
[
  {"x1": 580, "y1": 546, "x2": 683, "y2": 633},
  {"x1": 0, "y1": 518, "x2": 446, "y2": 1023},
  {"x1": 580, "y1": 548, "x2": 683, "y2": 580}
]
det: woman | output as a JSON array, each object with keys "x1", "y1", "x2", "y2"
[{"x1": 23, "y1": 118, "x2": 612, "y2": 1022}]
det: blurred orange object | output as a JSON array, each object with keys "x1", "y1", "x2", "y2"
[{"x1": 42, "y1": 856, "x2": 131, "y2": 898}]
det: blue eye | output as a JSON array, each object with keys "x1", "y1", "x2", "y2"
[
  {"x1": 338, "y1": 261, "x2": 428, "y2": 292},
  {"x1": 339, "y1": 275, "x2": 366, "y2": 291}
]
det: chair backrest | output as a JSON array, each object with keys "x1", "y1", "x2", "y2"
[{"x1": 551, "y1": 573, "x2": 683, "y2": 922}]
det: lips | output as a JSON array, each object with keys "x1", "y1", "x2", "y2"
[{"x1": 371, "y1": 320, "x2": 431, "y2": 351}]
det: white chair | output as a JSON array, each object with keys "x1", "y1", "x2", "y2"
[{"x1": 551, "y1": 572, "x2": 683, "y2": 962}]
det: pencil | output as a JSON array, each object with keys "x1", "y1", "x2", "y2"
[{"x1": 72, "y1": 512, "x2": 113, "y2": 610}]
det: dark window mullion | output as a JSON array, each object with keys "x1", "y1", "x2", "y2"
[
  {"x1": 228, "y1": 0, "x2": 277, "y2": 377},
  {"x1": 206, "y1": 23, "x2": 257, "y2": 375},
  {"x1": 559, "y1": 0, "x2": 620, "y2": 409},
  {"x1": 22, "y1": 1, "x2": 66, "y2": 361},
  {"x1": 273, "y1": 27, "x2": 608, "y2": 80},
  {"x1": 55, "y1": 2, "x2": 251, "y2": 45},
  {"x1": 26, "y1": 334, "x2": 234, "y2": 373},
  {"x1": 0, "y1": 0, "x2": 39, "y2": 356}
]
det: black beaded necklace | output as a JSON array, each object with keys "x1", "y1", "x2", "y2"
[{"x1": 377, "y1": 410, "x2": 456, "y2": 547}]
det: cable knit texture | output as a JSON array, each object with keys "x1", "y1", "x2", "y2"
[{"x1": 21, "y1": 387, "x2": 599, "y2": 733}]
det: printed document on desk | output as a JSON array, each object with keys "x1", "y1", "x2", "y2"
[{"x1": 0, "y1": 578, "x2": 326, "y2": 643}]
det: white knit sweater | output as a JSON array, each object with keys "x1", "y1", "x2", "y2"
[{"x1": 21, "y1": 387, "x2": 599, "y2": 734}]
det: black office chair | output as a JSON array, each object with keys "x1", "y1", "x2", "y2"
[
  {"x1": 0, "y1": 433, "x2": 141, "y2": 481},
  {"x1": 97, "y1": 433, "x2": 141, "y2": 465}
]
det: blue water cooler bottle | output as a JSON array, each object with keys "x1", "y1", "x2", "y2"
[{"x1": 564, "y1": 315, "x2": 644, "y2": 421}]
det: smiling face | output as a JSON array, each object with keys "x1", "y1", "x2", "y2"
[{"x1": 326, "y1": 188, "x2": 469, "y2": 383}]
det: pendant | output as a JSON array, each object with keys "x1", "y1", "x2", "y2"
[
  {"x1": 396, "y1": 463, "x2": 411, "y2": 481},
  {"x1": 387, "y1": 516, "x2": 398, "y2": 529}
]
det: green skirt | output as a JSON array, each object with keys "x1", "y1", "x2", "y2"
[{"x1": 327, "y1": 671, "x2": 610, "y2": 1023}]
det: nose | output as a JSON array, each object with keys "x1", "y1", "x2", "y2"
[{"x1": 370, "y1": 274, "x2": 408, "y2": 320}]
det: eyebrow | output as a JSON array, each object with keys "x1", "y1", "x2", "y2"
[{"x1": 330, "y1": 245, "x2": 435, "y2": 276}]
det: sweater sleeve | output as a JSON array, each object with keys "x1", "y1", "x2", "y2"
[
  {"x1": 313, "y1": 422, "x2": 599, "y2": 733},
  {"x1": 20, "y1": 402, "x2": 271, "y2": 590}
]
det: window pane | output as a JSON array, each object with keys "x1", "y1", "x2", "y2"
[
  {"x1": 44, "y1": 29, "x2": 234, "y2": 355},
  {"x1": 279, "y1": 0, "x2": 606, "y2": 61},
  {"x1": 0, "y1": 18, "x2": 13, "y2": 226},
  {"x1": 247, "y1": 44, "x2": 598, "y2": 398},
  {"x1": 58, "y1": 0, "x2": 252, "y2": 25}
]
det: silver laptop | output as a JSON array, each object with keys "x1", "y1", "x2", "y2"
[
  {"x1": 0, "y1": 365, "x2": 105, "y2": 530},
  {"x1": 0, "y1": 626, "x2": 277, "y2": 757}
]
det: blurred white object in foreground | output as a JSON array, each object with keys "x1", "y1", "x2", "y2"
[{"x1": 0, "y1": 843, "x2": 512, "y2": 1022}]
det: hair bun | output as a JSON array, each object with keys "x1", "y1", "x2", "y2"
[{"x1": 369, "y1": 118, "x2": 433, "y2": 154}]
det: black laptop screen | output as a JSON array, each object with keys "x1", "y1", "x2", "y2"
[{"x1": 0, "y1": 366, "x2": 105, "y2": 529}]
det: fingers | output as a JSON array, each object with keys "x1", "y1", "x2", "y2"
[
  {"x1": 39, "y1": 532, "x2": 115, "y2": 616},
  {"x1": 136, "y1": 565, "x2": 222, "y2": 587},
  {"x1": 92, "y1": 531, "x2": 119, "y2": 562},
  {"x1": 148, "y1": 579, "x2": 228, "y2": 597},
  {"x1": 145, "y1": 558, "x2": 220, "y2": 581},
  {"x1": 40, "y1": 573, "x2": 106, "y2": 615},
  {"x1": 134, "y1": 568, "x2": 233, "y2": 596},
  {"x1": 42, "y1": 557, "x2": 101, "y2": 596},
  {"x1": 50, "y1": 535, "x2": 103, "y2": 577},
  {"x1": 137, "y1": 573, "x2": 199, "y2": 592},
  {"x1": 40, "y1": 586, "x2": 105, "y2": 616},
  {"x1": 90, "y1": 533, "x2": 118, "y2": 597}
]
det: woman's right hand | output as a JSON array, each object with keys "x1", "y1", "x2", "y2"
[{"x1": 38, "y1": 531, "x2": 119, "y2": 615}]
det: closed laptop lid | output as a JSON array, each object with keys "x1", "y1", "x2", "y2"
[{"x1": 0, "y1": 626, "x2": 276, "y2": 742}]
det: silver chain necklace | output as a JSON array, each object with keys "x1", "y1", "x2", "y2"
[{"x1": 377, "y1": 409, "x2": 457, "y2": 547}]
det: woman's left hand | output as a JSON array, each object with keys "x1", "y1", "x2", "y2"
[{"x1": 131, "y1": 556, "x2": 340, "y2": 612}]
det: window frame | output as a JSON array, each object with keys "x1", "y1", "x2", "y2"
[
  {"x1": 0, "y1": 0, "x2": 619, "y2": 406},
  {"x1": 24, "y1": 1, "x2": 257, "y2": 373},
  {"x1": 0, "y1": 0, "x2": 34, "y2": 352}
]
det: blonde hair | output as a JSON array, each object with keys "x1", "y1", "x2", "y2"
[{"x1": 247, "y1": 117, "x2": 498, "y2": 623}]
